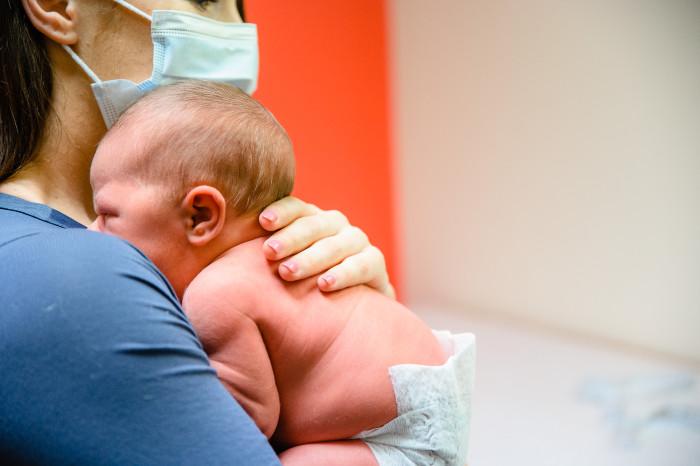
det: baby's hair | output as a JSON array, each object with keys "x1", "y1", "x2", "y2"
[{"x1": 103, "y1": 80, "x2": 295, "y2": 216}]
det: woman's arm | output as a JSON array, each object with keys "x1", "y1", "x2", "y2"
[
  {"x1": 258, "y1": 196, "x2": 396, "y2": 299},
  {"x1": 0, "y1": 230, "x2": 280, "y2": 465}
]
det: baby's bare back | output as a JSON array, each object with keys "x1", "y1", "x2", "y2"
[{"x1": 186, "y1": 238, "x2": 445, "y2": 448}]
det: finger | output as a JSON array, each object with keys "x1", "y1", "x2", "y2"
[
  {"x1": 316, "y1": 245, "x2": 392, "y2": 295},
  {"x1": 277, "y1": 226, "x2": 368, "y2": 281},
  {"x1": 263, "y1": 209, "x2": 350, "y2": 261},
  {"x1": 258, "y1": 196, "x2": 320, "y2": 232}
]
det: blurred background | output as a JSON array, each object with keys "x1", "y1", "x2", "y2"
[{"x1": 247, "y1": 1, "x2": 700, "y2": 464}]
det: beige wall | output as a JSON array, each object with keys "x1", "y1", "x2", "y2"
[{"x1": 389, "y1": 0, "x2": 700, "y2": 360}]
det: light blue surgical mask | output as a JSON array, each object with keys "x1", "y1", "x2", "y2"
[{"x1": 63, "y1": 0, "x2": 259, "y2": 128}]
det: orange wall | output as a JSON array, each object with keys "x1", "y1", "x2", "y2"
[{"x1": 247, "y1": 1, "x2": 401, "y2": 294}]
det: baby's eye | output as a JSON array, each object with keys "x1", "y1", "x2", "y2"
[{"x1": 95, "y1": 203, "x2": 116, "y2": 217}]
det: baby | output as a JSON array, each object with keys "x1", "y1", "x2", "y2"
[{"x1": 89, "y1": 81, "x2": 475, "y2": 466}]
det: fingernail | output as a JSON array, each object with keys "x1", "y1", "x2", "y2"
[
  {"x1": 320, "y1": 274, "x2": 336, "y2": 288},
  {"x1": 261, "y1": 211, "x2": 277, "y2": 223},
  {"x1": 281, "y1": 261, "x2": 298, "y2": 275},
  {"x1": 266, "y1": 239, "x2": 282, "y2": 254}
]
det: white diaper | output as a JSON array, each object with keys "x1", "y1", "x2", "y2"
[{"x1": 352, "y1": 330, "x2": 476, "y2": 466}]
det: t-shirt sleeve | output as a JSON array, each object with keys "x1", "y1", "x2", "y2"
[{"x1": 0, "y1": 230, "x2": 280, "y2": 465}]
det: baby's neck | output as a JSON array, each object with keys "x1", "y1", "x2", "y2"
[
  {"x1": 175, "y1": 214, "x2": 268, "y2": 301},
  {"x1": 208, "y1": 215, "x2": 269, "y2": 265}
]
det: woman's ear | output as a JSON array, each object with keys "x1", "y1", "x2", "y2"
[
  {"x1": 22, "y1": 0, "x2": 79, "y2": 45},
  {"x1": 182, "y1": 186, "x2": 228, "y2": 247}
]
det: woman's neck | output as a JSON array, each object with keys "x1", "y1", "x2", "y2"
[
  {"x1": 0, "y1": 148, "x2": 95, "y2": 226},
  {"x1": 0, "y1": 44, "x2": 106, "y2": 226}
]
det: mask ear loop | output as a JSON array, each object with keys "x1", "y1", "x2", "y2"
[
  {"x1": 113, "y1": 0, "x2": 153, "y2": 21},
  {"x1": 62, "y1": 45, "x2": 102, "y2": 84},
  {"x1": 62, "y1": 1, "x2": 151, "y2": 84}
]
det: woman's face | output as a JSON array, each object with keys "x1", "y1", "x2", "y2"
[
  {"x1": 73, "y1": 0, "x2": 243, "y2": 84},
  {"x1": 130, "y1": 0, "x2": 242, "y2": 21}
]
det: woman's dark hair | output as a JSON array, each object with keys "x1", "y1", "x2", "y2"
[
  {"x1": 237, "y1": 0, "x2": 246, "y2": 21},
  {"x1": 0, "y1": 1, "x2": 54, "y2": 183}
]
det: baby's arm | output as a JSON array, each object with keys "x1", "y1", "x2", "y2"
[{"x1": 183, "y1": 282, "x2": 280, "y2": 438}]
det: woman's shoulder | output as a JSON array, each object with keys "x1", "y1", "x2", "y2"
[
  {"x1": 3, "y1": 228, "x2": 159, "y2": 278},
  {"x1": 2, "y1": 227, "x2": 150, "y2": 264},
  {"x1": 0, "y1": 228, "x2": 183, "y2": 325}
]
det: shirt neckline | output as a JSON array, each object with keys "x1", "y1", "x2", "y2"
[{"x1": 0, "y1": 193, "x2": 86, "y2": 229}]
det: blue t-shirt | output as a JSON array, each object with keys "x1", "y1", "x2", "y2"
[{"x1": 0, "y1": 193, "x2": 280, "y2": 465}]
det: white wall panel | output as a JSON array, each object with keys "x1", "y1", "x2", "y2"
[{"x1": 389, "y1": 0, "x2": 700, "y2": 360}]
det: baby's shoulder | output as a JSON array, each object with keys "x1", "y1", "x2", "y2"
[
  {"x1": 225, "y1": 237, "x2": 273, "y2": 270},
  {"x1": 183, "y1": 238, "x2": 279, "y2": 315}
]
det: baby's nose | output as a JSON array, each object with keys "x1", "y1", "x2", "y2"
[{"x1": 87, "y1": 219, "x2": 100, "y2": 232}]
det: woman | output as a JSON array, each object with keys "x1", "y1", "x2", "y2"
[{"x1": 0, "y1": 1, "x2": 394, "y2": 463}]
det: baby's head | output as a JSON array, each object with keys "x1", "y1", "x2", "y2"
[{"x1": 89, "y1": 81, "x2": 295, "y2": 298}]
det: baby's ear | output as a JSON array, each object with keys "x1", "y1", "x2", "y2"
[{"x1": 182, "y1": 186, "x2": 227, "y2": 247}]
